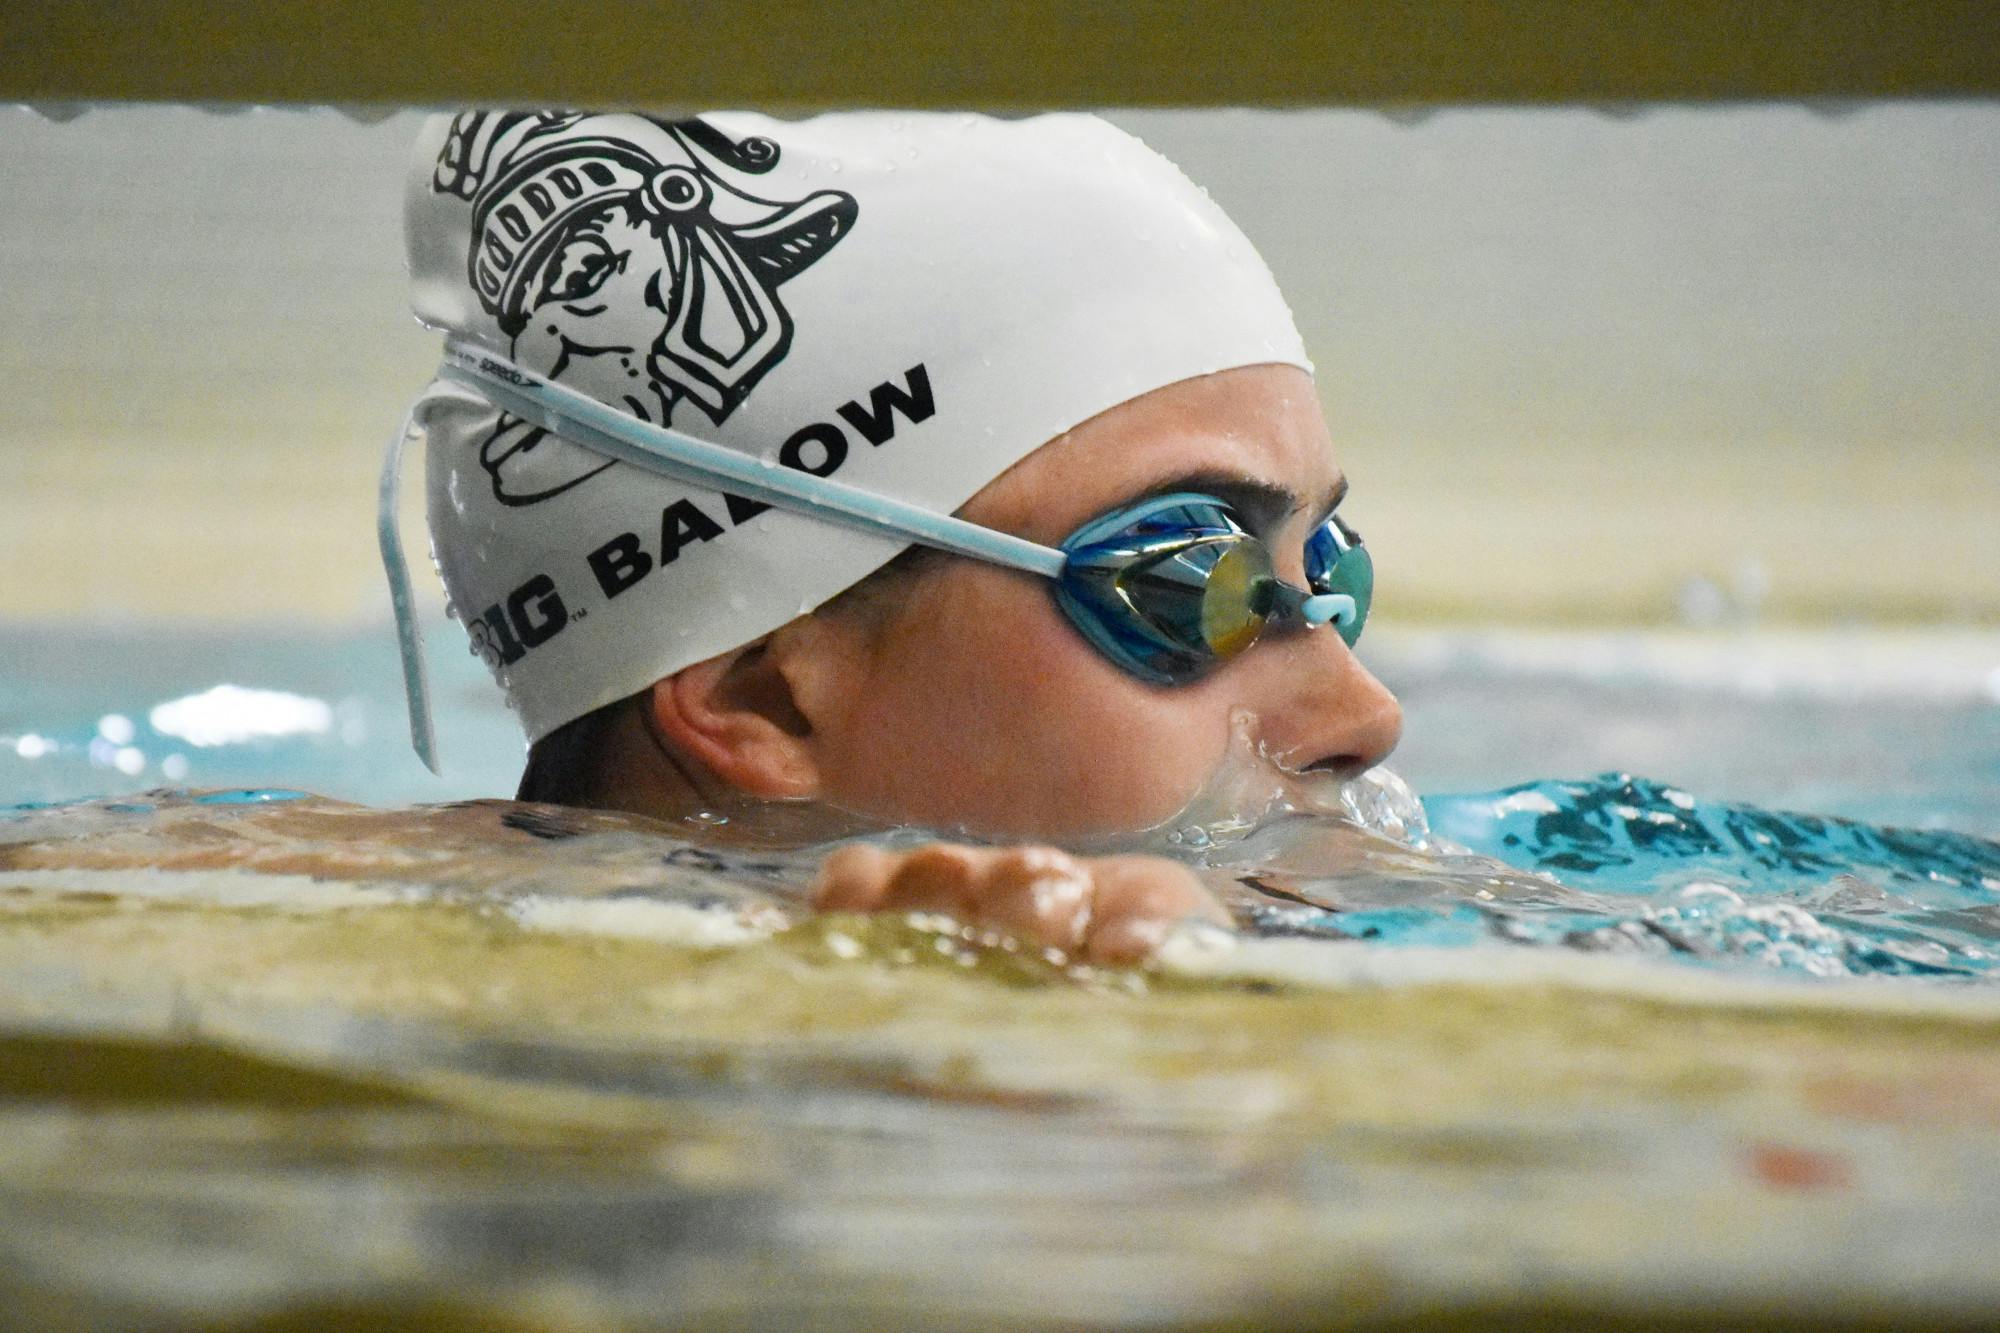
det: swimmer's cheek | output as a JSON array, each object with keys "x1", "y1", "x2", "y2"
[{"x1": 807, "y1": 842, "x2": 1231, "y2": 965}]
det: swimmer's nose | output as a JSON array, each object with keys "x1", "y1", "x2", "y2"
[{"x1": 1256, "y1": 634, "x2": 1403, "y2": 779}]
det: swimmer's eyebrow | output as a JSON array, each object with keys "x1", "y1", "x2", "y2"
[{"x1": 1136, "y1": 471, "x2": 1349, "y2": 532}]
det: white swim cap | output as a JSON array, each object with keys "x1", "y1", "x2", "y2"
[{"x1": 397, "y1": 110, "x2": 1309, "y2": 746}]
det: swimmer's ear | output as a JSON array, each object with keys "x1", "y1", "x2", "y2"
[{"x1": 645, "y1": 635, "x2": 824, "y2": 799}]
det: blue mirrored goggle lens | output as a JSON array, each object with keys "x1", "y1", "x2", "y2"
[
  {"x1": 1304, "y1": 515, "x2": 1373, "y2": 648},
  {"x1": 1056, "y1": 499, "x2": 1256, "y2": 683},
  {"x1": 1055, "y1": 494, "x2": 1370, "y2": 683}
]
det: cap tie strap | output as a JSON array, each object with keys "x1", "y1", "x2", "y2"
[{"x1": 376, "y1": 401, "x2": 440, "y2": 775}]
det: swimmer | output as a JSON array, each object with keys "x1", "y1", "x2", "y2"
[{"x1": 385, "y1": 111, "x2": 1402, "y2": 964}]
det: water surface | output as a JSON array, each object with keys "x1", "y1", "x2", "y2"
[{"x1": 3, "y1": 623, "x2": 1998, "y2": 1326}]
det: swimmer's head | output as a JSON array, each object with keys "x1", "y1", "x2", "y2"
[{"x1": 400, "y1": 109, "x2": 1399, "y2": 840}]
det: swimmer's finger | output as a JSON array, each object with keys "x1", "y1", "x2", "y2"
[
  {"x1": 810, "y1": 842, "x2": 900, "y2": 912},
  {"x1": 1080, "y1": 855, "x2": 1232, "y2": 967},
  {"x1": 811, "y1": 843, "x2": 1227, "y2": 967},
  {"x1": 967, "y1": 846, "x2": 1094, "y2": 952},
  {"x1": 812, "y1": 842, "x2": 995, "y2": 919},
  {"x1": 871, "y1": 842, "x2": 989, "y2": 917}
]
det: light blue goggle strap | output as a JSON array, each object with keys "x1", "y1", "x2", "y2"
[
  {"x1": 376, "y1": 400, "x2": 440, "y2": 775},
  {"x1": 402, "y1": 341, "x2": 1353, "y2": 765},
  {"x1": 436, "y1": 339, "x2": 1068, "y2": 580},
  {"x1": 437, "y1": 340, "x2": 1353, "y2": 636}
]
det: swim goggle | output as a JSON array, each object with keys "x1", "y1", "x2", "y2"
[{"x1": 379, "y1": 339, "x2": 1372, "y2": 770}]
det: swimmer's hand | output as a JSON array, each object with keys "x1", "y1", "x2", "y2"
[{"x1": 811, "y1": 843, "x2": 1231, "y2": 966}]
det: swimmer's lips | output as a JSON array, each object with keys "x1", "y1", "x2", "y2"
[{"x1": 480, "y1": 187, "x2": 859, "y2": 507}]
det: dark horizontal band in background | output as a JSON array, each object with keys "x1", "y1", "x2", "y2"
[{"x1": 5, "y1": 0, "x2": 1998, "y2": 108}]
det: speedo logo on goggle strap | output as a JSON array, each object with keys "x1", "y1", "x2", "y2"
[{"x1": 462, "y1": 363, "x2": 935, "y2": 671}]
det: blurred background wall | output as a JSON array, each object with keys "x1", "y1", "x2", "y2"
[{"x1": 1, "y1": 101, "x2": 1995, "y2": 626}]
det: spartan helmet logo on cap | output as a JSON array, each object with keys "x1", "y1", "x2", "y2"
[{"x1": 433, "y1": 111, "x2": 859, "y2": 506}]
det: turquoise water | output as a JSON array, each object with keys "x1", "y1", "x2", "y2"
[
  {"x1": 5, "y1": 621, "x2": 1997, "y2": 985},
  {"x1": 1423, "y1": 775, "x2": 2000, "y2": 978}
]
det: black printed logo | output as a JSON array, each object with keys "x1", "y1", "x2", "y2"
[{"x1": 433, "y1": 112, "x2": 859, "y2": 506}]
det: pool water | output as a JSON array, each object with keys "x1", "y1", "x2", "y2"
[
  {"x1": 9, "y1": 621, "x2": 1999, "y2": 821},
  {"x1": 2, "y1": 620, "x2": 1999, "y2": 1326},
  {"x1": 8, "y1": 620, "x2": 1994, "y2": 986}
]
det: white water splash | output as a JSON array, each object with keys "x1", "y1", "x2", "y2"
[{"x1": 1087, "y1": 713, "x2": 1431, "y2": 858}]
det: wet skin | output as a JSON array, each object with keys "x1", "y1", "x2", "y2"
[{"x1": 634, "y1": 364, "x2": 1405, "y2": 961}]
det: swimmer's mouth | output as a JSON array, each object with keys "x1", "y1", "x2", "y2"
[{"x1": 1069, "y1": 721, "x2": 1427, "y2": 863}]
